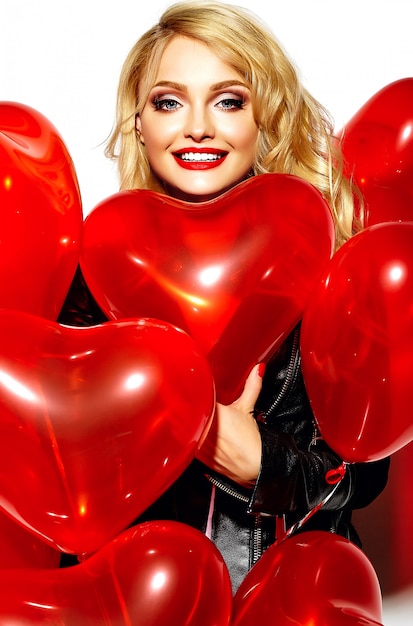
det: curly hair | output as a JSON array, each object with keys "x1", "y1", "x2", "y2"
[{"x1": 105, "y1": 1, "x2": 357, "y2": 248}]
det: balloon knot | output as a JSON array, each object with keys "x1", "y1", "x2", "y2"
[{"x1": 325, "y1": 462, "x2": 347, "y2": 485}]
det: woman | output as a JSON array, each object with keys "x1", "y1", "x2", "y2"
[{"x1": 59, "y1": 0, "x2": 389, "y2": 592}]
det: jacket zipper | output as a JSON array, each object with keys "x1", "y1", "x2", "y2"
[
  {"x1": 262, "y1": 327, "x2": 300, "y2": 421},
  {"x1": 205, "y1": 329, "x2": 300, "y2": 565},
  {"x1": 205, "y1": 474, "x2": 250, "y2": 502},
  {"x1": 252, "y1": 514, "x2": 263, "y2": 565},
  {"x1": 206, "y1": 474, "x2": 265, "y2": 564}
]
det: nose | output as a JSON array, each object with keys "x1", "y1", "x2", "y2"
[{"x1": 183, "y1": 103, "x2": 214, "y2": 142}]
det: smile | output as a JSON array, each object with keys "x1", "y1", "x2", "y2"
[{"x1": 173, "y1": 150, "x2": 228, "y2": 170}]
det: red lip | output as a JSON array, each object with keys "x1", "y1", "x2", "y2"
[{"x1": 173, "y1": 148, "x2": 228, "y2": 170}]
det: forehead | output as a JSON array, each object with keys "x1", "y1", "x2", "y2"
[{"x1": 153, "y1": 36, "x2": 242, "y2": 85}]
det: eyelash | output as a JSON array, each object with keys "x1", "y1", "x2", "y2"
[
  {"x1": 153, "y1": 97, "x2": 179, "y2": 111},
  {"x1": 152, "y1": 95, "x2": 245, "y2": 111},
  {"x1": 219, "y1": 98, "x2": 245, "y2": 110}
]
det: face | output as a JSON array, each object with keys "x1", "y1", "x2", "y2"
[{"x1": 136, "y1": 36, "x2": 259, "y2": 202}]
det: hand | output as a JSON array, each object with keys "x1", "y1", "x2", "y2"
[{"x1": 196, "y1": 364, "x2": 264, "y2": 488}]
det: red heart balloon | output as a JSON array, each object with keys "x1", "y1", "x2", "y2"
[
  {"x1": 0, "y1": 309, "x2": 215, "y2": 554},
  {"x1": 339, "y1": 78, "x2": 413, "y2": 227},
  {"x1": 80, "y1": 173, "x2": 335, "y2": 404},
  {"x1": 0, "y1": 521, "x2": 232, "y2": 626},
  {"x1": 232, "y1": 531, "x2": 383, "y2": 626},
  {"x1": 0, "y1": 509, "x2": 60, "y2": 569},
  {"x1": 0, "y1": 101, "x2": 82, "y2": 319},
  {"x1": 301, "y1": 222, "x2": 413, "y2": 462}
]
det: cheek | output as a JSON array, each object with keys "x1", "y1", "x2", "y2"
[
  {"x1": 222, "y1": 114, "x2": 257, "y2": 144},
  {"x1": 143, "y1": 118, "x2": 183, "y2": 152},
  {"x1": 237, "y1": 124, "x2": 259, "y2": 159}
]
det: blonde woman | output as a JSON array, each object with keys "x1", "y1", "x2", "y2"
[{"x1": 60, "y1": 1, "x2": 389, "y2": 592}]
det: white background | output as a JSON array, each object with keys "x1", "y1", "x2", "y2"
[{"x1": 1, "y1": 1, "x2": 413, "y2": 623}]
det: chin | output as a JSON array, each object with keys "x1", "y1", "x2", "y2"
[{"x1": 166, "y1": 180, "x2": 246, "y2": 204}]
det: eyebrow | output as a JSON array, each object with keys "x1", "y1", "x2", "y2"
[{"x1": 151, "y1": 79, "x2": 249, "y2": 92}]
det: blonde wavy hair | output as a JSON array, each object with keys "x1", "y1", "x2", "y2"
[{"x1": 105, "y1": 0, "x2": 357, "y2": 249}]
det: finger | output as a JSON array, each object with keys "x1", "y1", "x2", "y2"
[{"x1": 233, "y1": 363, "x2": 265, "y2": 412}]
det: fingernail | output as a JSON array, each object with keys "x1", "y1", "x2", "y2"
[{"x1": 257, "y1": 363, "x2": 266, "y2": 378}]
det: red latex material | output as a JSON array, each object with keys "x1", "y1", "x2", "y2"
[
  {"x1": 340, "y1": 78, "x2": 413, "y2": 228},
  {"x1": 80, "y1": 173, "x2": 335, "y2": 404},
  {"x1": 0, "y1": 509, "x2": 60, "y2": 569},
  {"x1": 232, "y1": 530, "x2": 383, "y2": 626},
  {"x1": 301, "y1": 222, "x2": 413, "y2": 462},
  {"x1": 0, "y1": 310, "x2": 215, "y2": 554},
  {"x1": 0, "y1": 521, "x2": 232, "y2": 626},
  {"x1": 0, "y1": 101, "x2": 82, "y2": 319}
]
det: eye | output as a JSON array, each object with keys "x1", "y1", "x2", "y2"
[
  {"x1": 153, "y1": 96, "x2": 182, "y2": 111},
  {"x1": 216, "y1": 96, "x2": 245, "y2": 111}
]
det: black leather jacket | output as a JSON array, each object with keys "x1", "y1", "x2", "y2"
[{"x1": 59, "y1": 268, "x2": 390, "y2": 593}]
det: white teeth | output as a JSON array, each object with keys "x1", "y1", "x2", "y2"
[{"x1": 180, "y1": 152, "x2": 222, "y2": 162}]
